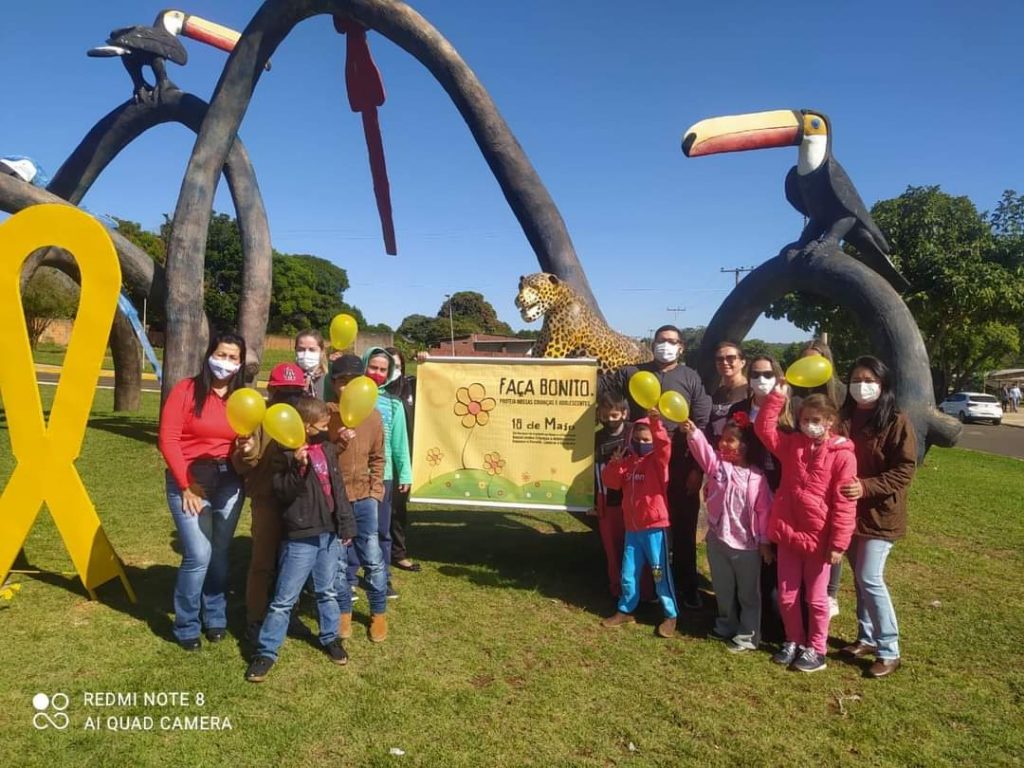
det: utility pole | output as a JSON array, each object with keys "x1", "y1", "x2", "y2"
[
  {"x1": 720, "y1": 266, "x2": 755, "y2": 286},
  {"x1": 666, "y1": 306, "x2": 686, "y2": 325},
  {"x1": 444, "y1": 293, "x2": 456, "y2": 356}
]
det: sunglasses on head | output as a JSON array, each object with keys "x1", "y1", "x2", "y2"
[
  {"x1": 715, "y1": 354, "x2": 740, "y2": 363},
  {"x1": 749, "y1": 371, "x2": 775, "y2": 380}
]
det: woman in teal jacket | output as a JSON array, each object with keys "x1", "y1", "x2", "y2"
[{"x1": 362, "y1": 347, "x2": 412, "y2": 597}]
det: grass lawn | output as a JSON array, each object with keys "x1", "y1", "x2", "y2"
[{"x1": 1, "y1": 390, "x2": 1022, "y2": 766}]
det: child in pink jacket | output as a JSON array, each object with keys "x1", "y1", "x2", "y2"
[
  {"x1": 682, "y1": 412, "x2": 773, "y2": 652},
  {"x1": 755, "y1": 389, "x2": 857, "y2": 673},
  {"x1": 599, "y1": 412, "x2": 679, "y2": 638}
]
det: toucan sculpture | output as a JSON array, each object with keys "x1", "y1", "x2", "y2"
[
  {"x1": 87, "y1": 10, "x2": 256, "y2": 104},
  {"x1": 682, "y1": 109, "x2": 910, "y2": 292}
]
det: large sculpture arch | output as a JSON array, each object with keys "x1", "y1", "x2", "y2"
[
  {"x1": 165, "y1": 0, "x2": 598, "y2": 397},
  {"x1": 696, "y1": 249, "x2": 961, "y2": 459},
  {"x1": 47, "y1": 88, "x2": 271, "y2": 403}
]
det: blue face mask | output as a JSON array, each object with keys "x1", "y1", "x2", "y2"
[{"x1": 632, "y1": 441, "x2": 654, "y2": 457}]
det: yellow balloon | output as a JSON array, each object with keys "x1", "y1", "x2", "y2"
[
  {"x1": 226, "y1": 388, "x2": 267, "y2": 436},
  {"x1": 339, "y1": 375, "x2": 379, "y2": 427},
  {"x1": 785, "y1": 354, "x2": 834, "y2": 389},
  {"x1": 329, "y1": 313, "x2": 358, "y2": 350},
  {"x1": 628, "y1": 371, "x2": 661, "y2": 410},
  {"x1": 658, "y1": 390, "x2": 690, "y2": 423},
  {"x1": 263, "y1": 403, "x2": 306, "y2": 449}
]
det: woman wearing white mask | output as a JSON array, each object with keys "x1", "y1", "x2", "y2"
[
  {"x1": 294, "y1": 329, "x2": 328, "y2": 399},
  {"x1": 837, "y1": 356, "x2": 916, "y2": 678},
  {"x1": 159, "y1": 331, "x2": 248, "y2": 651}
]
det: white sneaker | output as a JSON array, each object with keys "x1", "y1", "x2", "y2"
[{"x1": 828, "y1": 596, "x2": 840, "y2": 618}]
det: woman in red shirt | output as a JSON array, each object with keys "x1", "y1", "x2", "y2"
[{"x1": 158, "y1": 332, "x2": 248, "y2": 650}]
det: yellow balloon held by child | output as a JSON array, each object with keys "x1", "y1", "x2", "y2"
[
  {"x1": 225, "y1": 388, "x2": 266, "y2": 436},
  {"x1": 263, "y1": 403, "x2": 306, "y2": 449},
  {"x1": 339, "y1": 375, "x2": 379, "y2": 427},
  {"x1": 785, "y1": 354, "x2": 833, "y2": 389},
  {"x1": 329, "y1": 313, "x2": 358, "y2": 350},
  {"x1": 657, "y1": 391, "x2": 689, "y2": 423},
  {"x1": 628, "y1": 371, "x2": 661, "y2": 410}
]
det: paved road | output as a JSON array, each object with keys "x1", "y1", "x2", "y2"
[
  {"x1": 36, "y1": 372, "x2": 162, "y2": 393},
  {"x1": 952, "y1": 422, "x2": 1024, "y2": 460}
]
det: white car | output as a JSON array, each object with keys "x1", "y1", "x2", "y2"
[{"x1": 939, "y1": 392, "x2": 1002, "y2": 425}]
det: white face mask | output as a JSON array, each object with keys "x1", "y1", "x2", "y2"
[
  {"x1": 752, "y1": 376, "x2": 776, "y2": 396},
  {"x1": 801, "y1": 422, "x2": 826, "y2": 440},
  {"x1": 653, "y1": 342, "x2": 680, "y2": 364},
  {"x1": 850, "y1": 382, "x2": 881, "y2": 404},
  {"x1": 208, "y1": 356, "x2": 240, "y2": 380},
  {"x1": 393, "y1": 365, "x2": 402, "y2": 378},
  {"x1": 296, "y1": 350, "x2": 321, "y2": 372}
]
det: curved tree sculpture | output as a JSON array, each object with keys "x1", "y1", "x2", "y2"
[
  {"x1": 11, "y1": 11, "x2": 271, "y2": 411},
  {"x1": 682, "y1": 108, "x2": 961, "y2": 457},
  {"x1": 46, "y1": 88, "x2": 272, "y2": 408},
  {"x1": 164, "y1": 0, "x2": 600, "y2": 398}
]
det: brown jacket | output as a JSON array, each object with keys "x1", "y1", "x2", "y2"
[
  {"x1": 328, "y1": 403, "x2": 385, "y2": 502},
  {"x1": 845, "y1": 410, "x2": 917, "y2": 540},
  {"x1": 231, "y1": 425, "x2": 282, "y2": 505}
]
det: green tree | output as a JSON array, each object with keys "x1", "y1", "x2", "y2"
[
  {"x1": 766, "y1": 186, "x2": 1024, "y2": 391},
  {"x1": 439, "y1": 292, "x2": 513, "y2": 337},
  {"x1": 114, "y1": 217, "x2": 166, "y2": 265},
  {"x1": 22, "y1": 267, "x2": 79, "y2": 347},
  {"x1": 269, "y1": 253, "x2": 353, "y2": 336}
]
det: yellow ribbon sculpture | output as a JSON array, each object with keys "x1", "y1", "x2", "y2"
[{"x1": 0, "y1": 205, "x2": 135, "y2": 602}]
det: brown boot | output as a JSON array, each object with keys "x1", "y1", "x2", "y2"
[
  {"x1": 338, "y1": 612, "x2": 352, "y2": 640},
  {"x1": 600, "y1": 611, "x2": 635, "y2": 628},
  {"x1": 369, "y1": 613, "x2": 388, "y2": 643},
  {"x1": 656, "y1": 617, "x2": 677, "y2": 638}
]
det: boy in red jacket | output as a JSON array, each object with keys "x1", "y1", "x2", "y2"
[{"x1": 599, "y1": 411, "x2": 679, "y2": 638}]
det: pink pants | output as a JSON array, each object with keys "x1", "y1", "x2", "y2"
[
  {"x1": 777, "y1": 543, "x2": 831, "y2": 654},
  {"x1": 597, "y1": 499, "x2": 653, "y2": 601}
]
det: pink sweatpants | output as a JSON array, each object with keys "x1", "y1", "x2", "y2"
[{"x1": 777, "y1": 543, "x2": 831, "y2": 654}]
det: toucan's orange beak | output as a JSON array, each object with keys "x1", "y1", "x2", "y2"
[
  {"x1": 682, "y1": 110, "x2": 802, "y2": 157},
  {"x1": 180, "y1": 14, "x2": 272, "y2": 70},
  {"x1": 180, "y1": 14, "x2": 240, "y2": 53}
]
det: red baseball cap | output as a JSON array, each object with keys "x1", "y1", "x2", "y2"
[{"x1": 268, "y1": 362, "x2": 304, "y2": 388}]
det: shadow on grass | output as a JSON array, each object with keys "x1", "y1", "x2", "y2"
[
  {"x1": 409, "y1": 509, "x2": 721, "y2": 637},
  {"x1": 88, "y1": 415, "x2": 159, "y2": 446}
]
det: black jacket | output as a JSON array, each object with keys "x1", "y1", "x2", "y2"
[{"x1": 271, "y1": 441, "x2": 357, "y2": 540}]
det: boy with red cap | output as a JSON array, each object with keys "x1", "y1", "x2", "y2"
[
  {"x1": 599, "y1": 410, "x2": 679, "y2": 638},
  {"x1": 232, "y1": 362, "x2": 306, "y2": 638}
]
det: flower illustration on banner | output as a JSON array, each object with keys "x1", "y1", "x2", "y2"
[
  {"x1": 521, "y1": 472, "x2": 531, "y2": 483},
  {"x1": 453, "y1": 383, "x2": 496, "y2": 468},
  {"x1": 453, "y1": 383, "x2": 496, "y2": 428},
  {"x1": 484, "y1": 452, "x2": 506, "y2": 476},
  {"x1": 425, "y1": 446, "x2": 444, "y2": 482}
]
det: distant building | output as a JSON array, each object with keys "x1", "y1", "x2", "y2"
[{"x1": 429, "y1": 333, "x2": 535, "y2": 358}]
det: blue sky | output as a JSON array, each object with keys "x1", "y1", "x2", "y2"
[{"x1": 3, "y1": 1, "x2": 1022, "y2": 342}]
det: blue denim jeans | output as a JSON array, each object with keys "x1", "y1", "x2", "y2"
[
  {"x1": 339, "y1": 497, "x2": 388, "y2": 614},
  {"x1": 165, "y1": 464, "x2": 244, "y2": 641},
  {"x1": 847, "y1": 536, "x2": 900, "y2": 659},
  {"x1": 256, "y1": 533, "x2": 341, "y2": 660}
]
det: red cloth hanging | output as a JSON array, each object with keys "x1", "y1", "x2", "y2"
[{"x1": 335, "y1": 16, "x2": 396, "y2": 255}]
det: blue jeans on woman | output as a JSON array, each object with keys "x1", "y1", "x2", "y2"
[
  {"x1": 165, "y1": 464, "x2": 244, "y2": 642},
  {"x1": 256, "y1": 533, "x2": 341, "y2": 660},
  {"x1": 847, "y1": 536, "x2": 900, "y2": 659},
  {"x1": 339, "y1": 497, "x2": 388, "y2": 614}
]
